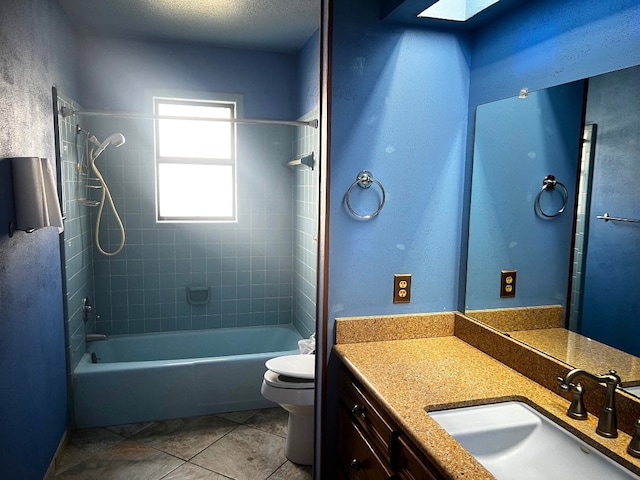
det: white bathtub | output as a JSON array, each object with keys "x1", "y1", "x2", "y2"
[{"x1": 73, "y1": 325, "x2": 302, "y2": 428}]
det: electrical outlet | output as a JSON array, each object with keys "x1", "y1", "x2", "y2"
[
  {"x1": 500, "y1": 270, "x2": 517, "y2": 298},
  {"x1": 394, "y1": 274, "x2": 411, "y2": 303}
]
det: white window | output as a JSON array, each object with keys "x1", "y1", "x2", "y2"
[{"x1": 154, "y1": 97, "x2": 237, "y2": 222}]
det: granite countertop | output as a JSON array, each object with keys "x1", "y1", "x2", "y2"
[
  {"x1": 333, "y1": 313, "x2": 640, "y2": 479},
  {"x1": 465, "y1": 305, "x2": 640, "y2": 386},
  {"x1": 508, "y1": 328, "x2": 640, "y2": 386}
]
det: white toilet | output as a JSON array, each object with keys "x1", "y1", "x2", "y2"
[{"x1": 261, "y1": 354, "x2": 315, "y2": 465}]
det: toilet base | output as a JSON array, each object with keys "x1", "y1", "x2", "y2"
[{"x1": 285, "y1": 412, "x2": 314, "y2": 465}]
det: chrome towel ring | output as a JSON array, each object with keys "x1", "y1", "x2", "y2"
[
  {"x1": 345, "y1": 170, "x2": 386, "y2": 220},
  {"x1": 535, "y1": 174, "x2": 568, "y2": 218}
]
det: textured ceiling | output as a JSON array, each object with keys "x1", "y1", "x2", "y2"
[{"x1": 56, "y1": 0, "x2": 319, "y2": 53}]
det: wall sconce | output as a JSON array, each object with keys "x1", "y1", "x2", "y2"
[{"x1": 9, "y1": 157, "x2": 64, "y2": 237}]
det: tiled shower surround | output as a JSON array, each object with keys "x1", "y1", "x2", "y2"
[
  {"x1": 292, "y1": 109, "x2": 319, "y2": 339},
  {"x1": 58, "y1": 94, "x2": 318, "y2": 371}
]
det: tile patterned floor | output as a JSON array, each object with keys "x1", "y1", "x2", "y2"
[{"x1": 55, "y1": 408, "x2": 312, "y2": 480}]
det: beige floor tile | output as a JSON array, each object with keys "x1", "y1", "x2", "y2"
[
  {"x1": 191, "y1": 425, "x2": 287, "y2": 480},
  {"x1": 215, "y1": 409, "x2": 260, "y2": 424},
  {"x1": 162, "y1": 462, "x2": 231, "y2": 480},
  {"x1": 133, "y1": 415, "x2": 238, "y2": 460},
  {"x1": 267, "y1": 460, "x2": 312, "y2": 480},
  {"x1": 106, "y1": 421, "x2": 156, "y2": 438},
  {"x1": 56, "y1": 428, "x2": 125, "y2": 474},
  {"x1": 244, "y1": 408, "x2": 288, "y2": 438},
  {"x1": 56, "y1": 439, "x2": 184, "y2": 480}
]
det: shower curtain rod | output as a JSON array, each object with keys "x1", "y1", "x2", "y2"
[{"x1": 59, "y1": 107, "x2": 318, "y2": 128}]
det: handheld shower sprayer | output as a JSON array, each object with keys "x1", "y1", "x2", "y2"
[
  {"x1": 88, "y1": 132, "x2": 127, "y2": 256},
  {"x1": 91, "y1": 133, "x2": 126, "y2": 159}
]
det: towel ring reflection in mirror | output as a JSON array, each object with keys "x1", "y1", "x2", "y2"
[
  {"x1": 535, "y1": 174, "x2": 568, "y2": 218},
  {"x1": 345, "y1": 170, "x2": 386, "y2": 220}
]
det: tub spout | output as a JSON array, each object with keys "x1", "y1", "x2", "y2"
[{"x1": 85, "y1": 333, "x2": 108, "y2": 342}]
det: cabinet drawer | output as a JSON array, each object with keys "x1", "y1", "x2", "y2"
[
  {"x1": 339, "y1": 369, "x2": 397, "y2": 459},
  {"x1": 338, "y1": 407, "x2": 396, "y2": 480},
  {"x1": 396, "y1": 435, "x2": 444, "y2": 480}
]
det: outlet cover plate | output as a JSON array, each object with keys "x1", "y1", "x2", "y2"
[
  {"x1": 500, "y1": 270, "x2": 517, "y2": 298},
  {"x1": 394, "y1": 274, "x2": 411, "y2": 303}
]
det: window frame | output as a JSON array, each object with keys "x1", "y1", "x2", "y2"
[{"x1": 153, "y1": 94, "x2": 240, "y2": 223}]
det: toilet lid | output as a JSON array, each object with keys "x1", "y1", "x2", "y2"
[{"x1": 265, "y1": 354, "x2": 315, "y2": 379}]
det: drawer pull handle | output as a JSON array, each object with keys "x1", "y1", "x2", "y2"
[
  {"x1": 351, "y1": 404, "x2": 366, "y2": 417},
  {"x1": 350, "y1": 459, "x2": 363, "y2": 471}
]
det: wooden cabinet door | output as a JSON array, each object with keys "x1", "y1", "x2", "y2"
[{"x1": 337, "y1": 407, "x2": 396, "y2": 480}]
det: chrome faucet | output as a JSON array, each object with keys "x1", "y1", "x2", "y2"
[
  {"x1": 557, "y1": 368, "x2": 621, "y2": 438},
  {"x1": 82, "y1": 297, "x2": 94, "y2": 322}
]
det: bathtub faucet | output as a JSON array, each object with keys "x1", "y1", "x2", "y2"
[{"x1": 85, "y1": 333, "x2": 108, "y2": 343}]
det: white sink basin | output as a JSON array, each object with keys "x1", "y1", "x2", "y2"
[
  {"x1": 624, "y1": 385, "x2": 640, "y2": 396},
  {"x1": 429, "y1": 401, "x2": 635, "y2": 479}
]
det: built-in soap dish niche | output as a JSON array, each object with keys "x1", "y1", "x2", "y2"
[{"x1": 187, "y1": 285, "x2": 211, "y2": 305}]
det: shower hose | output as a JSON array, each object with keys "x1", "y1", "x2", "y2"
[{"x1": 90, "y1": 150, "x2": 126, "y2": 256}]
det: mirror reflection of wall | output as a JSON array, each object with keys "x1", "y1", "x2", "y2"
[
  {"x1": 575, "y1": 65, "x2": 640, "y2": 356},
  {"x1": 466, "y1": 64, "x2": 640, "y2": 366},
  {"x1": 466, "y1": 81, "x2": 585, "y2": 311}
]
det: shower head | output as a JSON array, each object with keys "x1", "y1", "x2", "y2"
[
  {"x1": 91, "y1": 133, "x2": 126, "y2": 159},
  {"x1": 101, "y1": 133, "x2": 126, "y2": 148}
]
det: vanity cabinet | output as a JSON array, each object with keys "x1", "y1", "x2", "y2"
[{"x1": 338, "y1": 364, "x2": 445, "y2": 479}]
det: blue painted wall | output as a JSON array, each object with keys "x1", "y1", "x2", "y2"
[
  {"x1": 0, "y1": 1, "x2": 78, "y2": 478},
  {"x1": 77, "y1": 36, "x2": 299, "y2": 119},
  {"x1": 580, "y1": 66, "x2": 640, "y2": 355},
  {"x1": 327, "y1": 0, "x2": 471, "y2": 340},
  {"x1": 297, "y1": 30, "x2": 321, "y2": 119},
  {"x1": 469, "y1": 0, "x2": 640, "y2": 107},
  {"x1": 466, "y1": 82, "x2": 585, "y2": 310}
]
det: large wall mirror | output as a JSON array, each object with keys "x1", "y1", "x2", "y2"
[{"x1": 465, "y1": 64, "x2": 640, "y2": 391}]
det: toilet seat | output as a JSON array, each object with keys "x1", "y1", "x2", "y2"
[
  {"x1": 265, "y1": 354, "x2": 315, "y2": 380},
  {"x1": 263, "y1": 370, "x2": 314, "y2": 389}
]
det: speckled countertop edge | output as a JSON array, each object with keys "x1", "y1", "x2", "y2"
[
  {"x1": 466, "y1": 305, "x2": 563, "y2": 331},
  {"x1": 334, "y1": 314, "x2": 640, "y2": 479},
  {"x1": 335, "y1": 312, "x2": 455, "y2": 344}
]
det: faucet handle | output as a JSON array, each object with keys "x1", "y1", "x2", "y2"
[
  {"x1": 628, "y1": 418, "x2": 640, "y2": 458},
  {"x1": 602, "y1": 369, "x2": 621, "y2": 384},
  {"x1": 557, "y1": 376, "x2": 588, "y2": 419},
  {"x1": 566, "y1": 382, "x2": 588, "y2": 420},
  {"x1": 82, "y1": 297, "x2": 95, "y2": 322},
  {"x1": 557, "y1": 376, "x2": 571, "y2": 391}
]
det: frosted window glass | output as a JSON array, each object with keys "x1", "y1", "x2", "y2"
[
  {"x1": 157, "y1": 103, "x2": 232, "y2": 159},
  {"x1": 158, "y1": 164, "x2": 234, "y2": 219},
  {"x1": 154, "y1": 96, "x2": 237, "y2": 222}
]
